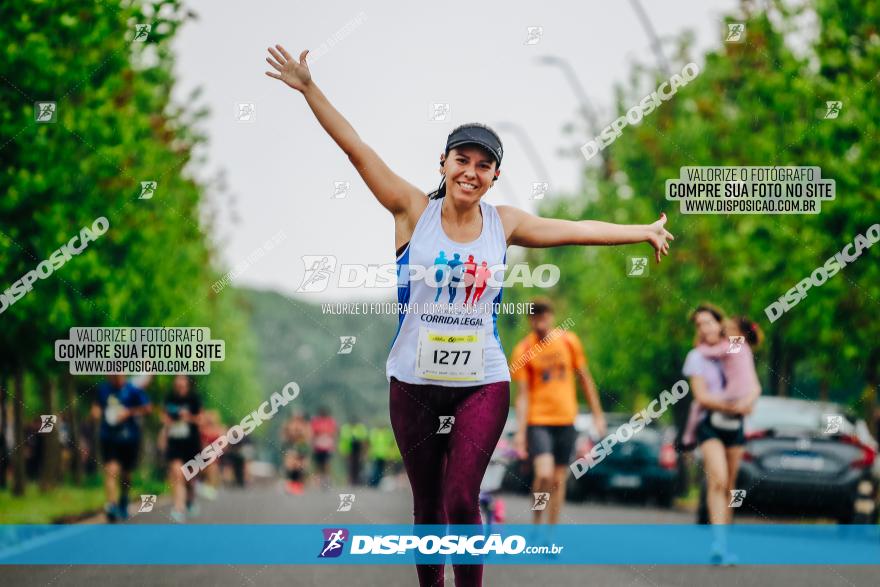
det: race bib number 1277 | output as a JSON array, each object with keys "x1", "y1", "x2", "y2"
[{"x1": 415, "y1": 328, "x2": 484, "y2": 382}]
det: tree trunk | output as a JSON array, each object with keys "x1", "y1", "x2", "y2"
[
  {"x1": 64, "y1": 373, "x2": 82, "y2": 485},
  {"x1": 38, "y1": 376, "x2": 61, "y2": 492},
  {"x1": 819, "y1": 379, "x2": 829, "y2": 403},
  {"x1": 778, "y1": 354, "x2": 793, "y2": 397},
  {"x1": 12, "y1": 369, "x2": 25, "y2": 496}
]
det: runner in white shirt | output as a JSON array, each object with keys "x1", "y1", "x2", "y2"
[{"x1": 265, "y1": 44, "x2": 673, "y2": 587}]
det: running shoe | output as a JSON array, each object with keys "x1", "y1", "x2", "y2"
[
  {"x1": 104, "y1": 503, "x2": 118, "y2": 523},
  {"x1": 493, "y1": 497, "x2": 506, "y2": 524},
  {"x1": 710, "y1": 545, "x2": 737, "y2": 566},
  {"x1": 169, "y1": 509, "x2": 186, "y2": 524},
  {"x1": 197, "y1": 484, "x2": 219, "y2": 500},
  {"x1": 186, "y1": 502, "x2": 200, "y2": 518},
  {"x1": 285, "y1": 480, "x2": 305, "y2": 495},
  {"x1": 117, "y1": 503, "x2": 129, "y2": 521}
]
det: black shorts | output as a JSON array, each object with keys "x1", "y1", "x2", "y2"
[
  {"x1": 313, "y1": 450, "x2": 331, "y2": 467},
  {"x1": 100, "y1": 439, "x2": 140, "y2": 471},
  {"x1": 527, "y1": 425, "x2": 577, "y2": 465},
  {"x1": 166, "y1": 439, "x2": 201, "y2": 463},
  {"x1": 696, "y1": 411, "x2": 745, "y2": 447}
]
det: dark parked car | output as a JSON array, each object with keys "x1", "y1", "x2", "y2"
[
  {"x1": 566, "y1": 414, "x2": 679, "y2": 507},
  {"x1": 697, "y1": 397, "x2": 878, "y2": 524}
]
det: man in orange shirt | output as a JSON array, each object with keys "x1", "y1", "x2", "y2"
[{"x1": 511, "y1": 298, "x2": 606, "y2": 526}]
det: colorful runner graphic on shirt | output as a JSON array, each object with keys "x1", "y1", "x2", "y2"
[
  {"x1": 447, "y1": 253, "x2": 464, "y2": 303},
  {"x1": 430, "y1": 251, "x2": 495, "y2": 305},
  {"x1": 462, "y1": 255, "x2": 478, "y2": 303},
  {"x1": 433, "y1": 251, "x2": 450, "y2": 302},
  {"x1": 471, "y1": 261, "x2": 491, "y2": 304}
]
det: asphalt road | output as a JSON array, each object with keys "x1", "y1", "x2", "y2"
[{"x1": 2, "y1": 479, "x2": 878, "y2": 586}]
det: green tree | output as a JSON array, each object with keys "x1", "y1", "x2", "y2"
[
  {"x1": 504, "y1": 0, "x2": 879, "y2": 420},
  {"x1": 1, "y1": 0, "x2": 262, "y2": 495}
]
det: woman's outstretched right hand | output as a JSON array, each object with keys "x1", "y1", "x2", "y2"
[{"x1": 265, "y1": 44, "x2": 312, "y2": 93}]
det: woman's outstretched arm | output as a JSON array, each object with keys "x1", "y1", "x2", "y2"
[
  {"x1": 265, "y1": 44, "x2": 423, "y2": 216},
  {"x1": 498, "y1": 206, "x2": 674, "y2": 263}
]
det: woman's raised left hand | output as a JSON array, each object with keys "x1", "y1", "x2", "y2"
[{"x1": 647, "y1": 212, "x2": 674, "y2": 263}]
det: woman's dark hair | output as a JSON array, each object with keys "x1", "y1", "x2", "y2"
[
  {"x1": 733, "y1": 316, "x2": 764, "y2": 348},
  {"x1": 428, "y1": 122, "x2": 502, "y2": 200},
  {"x1": 690, "y1": 303, "x2": 725, "y2": 324}
]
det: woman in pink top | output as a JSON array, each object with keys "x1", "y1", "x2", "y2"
[
  {"x1": 696, "y1": 317, "x2": 763, "y2": 404},
  {"x1": 682, "y1": 308, "x2": 762, "y2": 565}
]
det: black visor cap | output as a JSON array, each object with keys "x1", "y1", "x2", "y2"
[{"x1": 445, "y1": 126, "x2": 503, "y2": 168}]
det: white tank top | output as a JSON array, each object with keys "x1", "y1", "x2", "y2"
[{"x1": 386, "y1": 197, "x2": 510, "y2": 386}]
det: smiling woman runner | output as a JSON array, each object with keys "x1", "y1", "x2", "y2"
[{"x1": 266, "y1": 44, "x2": 673, "y2": 587}]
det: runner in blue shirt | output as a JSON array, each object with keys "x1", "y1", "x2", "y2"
[{"x1": 91, "y1": 373, "x2": 153, "y2": 522}]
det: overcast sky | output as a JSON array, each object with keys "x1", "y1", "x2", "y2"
[{"x1": 171, "y1": 0, "x2": 739, "y2": 302}]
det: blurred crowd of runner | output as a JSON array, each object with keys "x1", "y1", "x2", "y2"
[
  {"x1": 280, "y1": 408, "x2": 403, "y2": 495},
  {"x1": 12, "y1": 374, "x2": 401, "y2": 523}
]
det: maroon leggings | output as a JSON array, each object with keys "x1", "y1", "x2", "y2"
[{"x1": 389, "y1": 376, "x2": 510, "y2": 587}]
